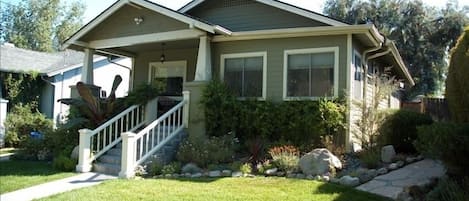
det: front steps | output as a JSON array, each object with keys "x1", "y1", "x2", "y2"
[{"x1": 92, "y1": 130, "x2": 187, "y2": 175}]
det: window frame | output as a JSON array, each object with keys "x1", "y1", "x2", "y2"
[
  {"x1": 283, "y1": 47, "x2": 339, "y2": 101},
  {"x1": 220, "y1": 51, "x2": 267, "y2": 100}
]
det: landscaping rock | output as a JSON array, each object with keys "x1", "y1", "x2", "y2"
[
  {"x1": 276, "y1": 171, "x2": 285, "y2": 177},
  {"x1": 299, "y1": 148, "x2": 342, "y2": 176},
  {"x1": 314, "y1": 175, "x2": 322, "y2": 181},
  {"x1": 265, "y1": 168, "x2": 278, "y2": 176},
  {"x1": 172, "y1": 173, "x2": 180, "y2": 178},
  {"x1": 339, "y1": 175, "x2": 360, "y2": 187},
  {"x1": 164, "y1": 174, "x2": 172, "y2": 178},
  {"x1": 397, "y1": 161, "x2": 405, "y2": 168},
  {"x1": 222, "y1": 170, "x2": 232, "y2": 177},
  {"x1": 296, "y1": 173, "x2": 305, "y2": 179},
  {"x1": 330, "y1": 178, "x2": 340, "y2": 184},
  {"x1": 406, "y1": 157, "x2": 417, "y2": 164},
  {"x1": 322, "y1": 175, "x2": 330, "y2": 182},
  {"x1": 209, "y1": 170, "x2": 222, "y2": 177},
  {"x1": 191, "y1": 173, "x2": 202, "y2": 178},
  {"x1": 381, "y1": 145, "x2": 396, "y2": 163},
  {"x1": 358, "y1": 169, "x2": 378, "y2": 183},
  {"x1": 184, "y1": 173, "x2": 191, "y2": 177},
  {"x1": 286, "y1": 173, "x2": 296, "y2": 178},
  {"x1": 231, "y1": 171, "x2": 242, "y2": 177},
  {"x1": 306, "y1": 175, "x2": 314, "y2": 180},
  {"x1": 70, "y1": 145, "x2": 79, "y2": 160},
  {"x1": 388, "y1": 163, "x2": 399, "y2": 170},
  {"x1": 181, "y1": 163, "x2": 202, "y2": 174},
  {"x1": 377, "y1": 167, "x2": 388, "y2": 175}
]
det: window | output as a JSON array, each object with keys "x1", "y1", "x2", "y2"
[
  {"x1": 283, "y1": 47, "x2": 339, "y2": 99},
  {"x1": 354, "y1": 53, "x2": 362, "y2": 81},
  {"x1": 221, "y1": 52, "x2": 267, "y2": 99}
]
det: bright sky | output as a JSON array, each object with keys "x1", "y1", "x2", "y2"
[{"x1": 81, "y1": 0, "x2": 469, "y2": 23}]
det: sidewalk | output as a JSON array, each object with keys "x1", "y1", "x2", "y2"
[
  {"x1": 356, "y1": 159, "x2": 445, "y2": 199},
  {"x1": 0, "y1": 172, "x2": 117, "y2": 201}
]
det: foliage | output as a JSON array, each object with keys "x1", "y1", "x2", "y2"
[
  {"x1": 324, "y1": 0, "x2": 468, "y2": 97},
  {"x1": 0, "y1": 72, "x2": 44, "y2": 110},
  {"x1": 245, "y1": 137, "x2": 267, "y2": 164},
  {"x1": 147, "y1": 161, "x2": 164, "y2": 176},
  {"x1": 37, "y1": 178, "x2": 393, "y2": 201},
  {"x1": 446, "y1": 26, "x2": 469, "y2": 123},
  {"x1": 415, "y1": 122, "x2": 469, "y2": 178},
  {"x1": 161, "y1": 162, "x2": 181, "y2": 175},
  {"x1": 124, "y1": 83, "x2": 163, "y2": 106},
  {"x1": 4, "y1": 104, "x2": 53, "y2": 148},
  {"x1": 0, "y1": 0, "x2": 85, "y2": 52},
  {"x1": 176, "y1": 133, "x2": 238, "y2": 168},
  {"x1": 352, "y1": 74, "x2": 397, "y2": 150},
  {"x1": 59, "y1": 76, "x2": 125, "y2": 129},
  {"x1": 358, "y1": 148, "x2": 381, "y2": 169},
  {"x1": 268, "y1": 145, "x2": 300, "y2": 172},
  {"x1": 201, "y1": 81, "x2": 346, "y2": 151},
  {"x1": 0, "y1": 160, "x2": 75, "y2": 194},
  {"x1": 379, "y1": 110, "x2": 433, "y2": 153},
  {"x1": 240, "y1": 163, "x2": 252, "y2": 174},
  {"x1": 52, "y1": 155, "x2": 76, "y2": 172},
  {"x1": 426, "y1": 177, "x2": 469, "y2": 201},
  {"x1": 256, "y1": 160, "x2": 274, "y2": 174}
]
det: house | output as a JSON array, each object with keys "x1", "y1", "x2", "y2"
[
  {"x1": 0, "y1": 44, "x2": 131, "y2": 125},
  {"x1": 63, "y1": 0, "x2": 414, "y2": 177}
]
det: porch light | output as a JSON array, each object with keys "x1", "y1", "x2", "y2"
[
  {"x1": 160, "y1": 43, "x2": 166, "y2": 63},
  {"x1": 134, "y1": 17, "x2": 143, "y2": 25}
]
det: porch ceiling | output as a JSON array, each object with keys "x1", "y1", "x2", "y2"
[{"x1": 116, "y1": 39, "x2": 199, "y2": 54}]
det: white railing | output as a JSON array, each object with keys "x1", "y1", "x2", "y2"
[
  {"x1": 119, "y1": 91, "x2": 190, "y2": 178},
  {"x1": 76, "y1": 104, "x2": 146, "y2": 172}
]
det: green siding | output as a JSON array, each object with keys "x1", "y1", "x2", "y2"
[
  {"x1": 133, "y1": 48, "x2": 198, "y2": 87},
  {"x1": 81, "y1": 5, "x2": 188, "y2": 41},
  {"x1": 212, "y1": 35, "x2": 348, "y2": 102},
  {"x1": 187, "y1": 0, "x2": 327, "y2": 32}
]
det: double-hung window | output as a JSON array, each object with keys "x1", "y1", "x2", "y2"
[
  {"x1": 284, "y1": 47, "x2": 339, "y2": 99},
  {"x1": 221, "y1": 52, "x2": 267, "y2": 99}
]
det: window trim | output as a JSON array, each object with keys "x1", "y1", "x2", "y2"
[
  {"x1": 283, "y1": 47, "x2": 339, "y2": 101},
  {"x1": 220, "y1": 51, "x2": 267, "y2": 100}
]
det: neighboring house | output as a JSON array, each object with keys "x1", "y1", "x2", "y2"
[
  {"x1": 0, "y1": 44, "x2": 131, "y2": 125},
  {"x1": 0, "y1": 89, "x2": 7, "y2": 147},
  {"x1": 63, "y1": 0, "x2": 415, "y2": 176}
]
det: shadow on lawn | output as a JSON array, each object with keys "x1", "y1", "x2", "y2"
[
  {"x1": 0, "y1": 160, "x2": 63, "y2": 176},
  {"x1": 314, "y1": 182, "x2": 392, "y2": 201}
]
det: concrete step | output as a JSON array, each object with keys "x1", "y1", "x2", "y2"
[
  {"x1": 107, "y1": 148, "x2": 121, "y2": 156},
  {"x1": 98, "y1": 155, "x2": 121, "y2": 164},
  {"x1": 93, "y1": 162, "x2": 120, "y2": 175}
]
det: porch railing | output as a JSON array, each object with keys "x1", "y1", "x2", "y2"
[
  {"x1": 75, "y1": 103, "x2": 146, "y2": 172},
  {"x1": 119, "y1": 91, "x2": 190, "y2": 178}
]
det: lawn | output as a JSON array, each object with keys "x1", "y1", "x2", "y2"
[
  {"x1": 0, "y1": 160, "x2": 76, "y2": 194},
  {"x1": 40, "y1": 177, "x2": 391, "y2": 201}
]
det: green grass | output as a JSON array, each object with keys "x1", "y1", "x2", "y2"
[
  {"x1": 40, "y1": 177, "x2": 391, "y2": 201},
  {"x1": 0, "y1": 148, "x2": 17, "y2": 155},
  {"x1": 0, "y1": 160, "x2": 76, "y2": 194}
]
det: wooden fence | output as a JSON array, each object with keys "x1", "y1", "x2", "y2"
[{"x1": 402, "y1": 98, "x2": 450, "y2": 122}]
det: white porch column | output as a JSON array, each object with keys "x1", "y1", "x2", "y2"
[
  {"x1": 81, "y1": 48, "x2": 95, "y2": 84},
  {"x1": 119, "y1": 132, "x2": 136, "y2": 179},
  {"x1": 182, "y1": 91, "x2": 190, "y2": 128},
  {"x1": 76, "y1": 129, "x2": 93, "y2": 172},
  {"x1": 194, "y1": 36, "x2": 212, "y2": 81}
]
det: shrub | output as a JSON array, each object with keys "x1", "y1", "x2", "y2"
[
  {"x1": 240, "y1": 163, "x2": 252, "y2": 174},
  {"x1": 268, "y1": 145, "x2": 300, "y2": 172},
  {"x1": 147, "y1": 159, "x2": 164, "y2": 176},
  {"x1": 256, "y1": 160, "x2": 274, "y2": 174},
  {"x1": 161, "y1": 162, "x2": 181, "y2": 175},
  {"x1": 426, "y1": 177, "x2": 469, "y2": 201},
  {"x1": 358, "y1": 148, "x2": 381, "y2": 169},
  {"x1": 52, "y1": 155, "x2": 77, "y2": 171},
  {"x1": 379, "y1": 110, "x2": 433, "y2": 153},
  {"x1": 415, "y1": 122, "x2": 469, "y2": 178},
  {"x1": 446, "y1": 26, "x2": 469, "y2": 123},
  {"x1": 176, "y1": 133, "x2": 237, "y2": 168}
]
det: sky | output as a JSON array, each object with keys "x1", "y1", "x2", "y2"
[{"x1": 80, "y1": 0, "x2": 469, "y2": 23}]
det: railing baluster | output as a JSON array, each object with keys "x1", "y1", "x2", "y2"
[{"x1": 145, "y1": 131, "x2": 149, "y2": 155}]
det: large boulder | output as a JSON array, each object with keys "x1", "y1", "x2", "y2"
[
  {"x1": 299, "y1": 148, "x2": 342, "y2": 176},
  {"x1": 339, "y1": 175, "x2": 360, "y2": 186},
  {"x1": 381, "y1": 145, "x2": 396, "y2": 163}
]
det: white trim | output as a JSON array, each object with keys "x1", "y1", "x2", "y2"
[
  {"x1": 346, "y1": 34, "x2": 353, "y2": 152},
  {"x1": 282, "y1": 47, "x2": 339, "y2": 101},
  {"x1": 212, "y1": 25, "x2": 377, "y2": 42},
  {"x1": 220, "y1": 51, "x2": 267, "y2": 100},
  {"x1": 179, "y1": 0, "x2": 347, "y2": 26},
  {"x1": 353, "y1": 49, "x2": 364, "y2": 100},
  {"x1": 62, "y1": 0, "x2": 225, "y2": 50},
  {"x1": 148, "y1": 61, "x2": 188, "y2": 86},
  {"x1": 88, "y1": 29, "x2": 205, "y2": 49}
]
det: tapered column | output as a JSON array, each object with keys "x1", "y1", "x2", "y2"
[
  {"x1": 194, "y1": 36, "x2": 212, "y2": 81},
  {"x1": 81, "y1": 48, "x2": 95, "y2": 84}
]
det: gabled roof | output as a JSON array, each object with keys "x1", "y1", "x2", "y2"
[
  {"x1": 0, "y1": 44, "x2": 84, "y2": 75},
  {"x1": 179, "y1": 0, "x2": 348, "y2": 26},
  {"x1": 62, "y1": 0, "x2": 231, "y2": 49}
]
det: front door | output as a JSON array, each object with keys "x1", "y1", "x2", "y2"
[{"x1": 149, "y1": 61, "x2": 187, "y2": 115}]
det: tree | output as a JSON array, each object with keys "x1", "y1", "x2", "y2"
[
  {"x1": 0, "y1": 0, "x2": 85, "y2": 52},
  {"x1": 445, "y1": 26, "x2": 469, "y2": 123},
  {"x1": 323, "y1": 0, "x2": 468, "y2": 98}
]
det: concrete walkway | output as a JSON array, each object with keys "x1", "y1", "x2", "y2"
[
  {"x1": 0, "y1": 172, "x2": 117, "y2": 201},
  {"x1": 356, "y1": 159, "x2": 445, "y2": 199}
]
